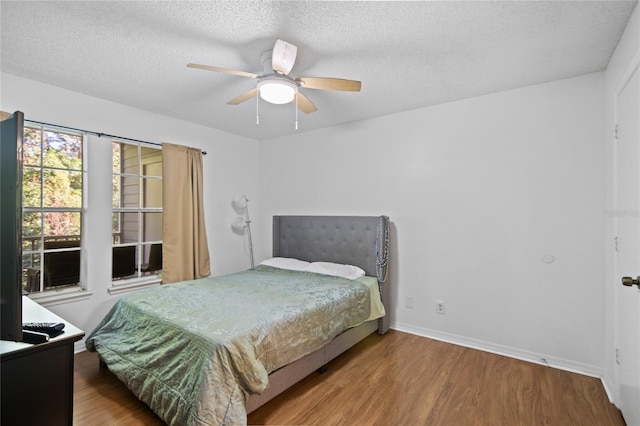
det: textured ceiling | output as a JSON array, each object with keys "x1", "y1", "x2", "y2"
[{"x1": 1, "y1": 1, "x2": 637, "y2": 141}]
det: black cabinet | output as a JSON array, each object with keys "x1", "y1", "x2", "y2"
[{"x1": 1, "y1": 297, "x2": 84, "y2": 426}]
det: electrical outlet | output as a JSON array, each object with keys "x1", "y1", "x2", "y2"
[
  {"x1": 405, "y1": 296, "x2": 414, "y2": 309},
  {"x1": 436, "y1": 301, "x2": 445, "y2": 314}
]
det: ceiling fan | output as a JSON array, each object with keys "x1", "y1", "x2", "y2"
[{"x1": 187, "y1": 39, "x2": 361, "y2": 115}]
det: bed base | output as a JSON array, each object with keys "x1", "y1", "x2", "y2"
[
  {"x1": 246, "y1": 318, "x2": 382, "y2": 413},
  {"x1": 96, "y1": 320, "x2": 383, "y2": 415}
]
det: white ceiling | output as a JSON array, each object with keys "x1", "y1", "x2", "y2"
[{"x1": 1, "y1": 1, "x2": 637, "y2": 141}]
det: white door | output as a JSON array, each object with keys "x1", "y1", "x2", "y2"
[{"x1": 615, "y1": 56, "x2": 640, "y2": 426}]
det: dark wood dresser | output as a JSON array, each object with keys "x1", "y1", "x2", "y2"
[{"x1": 1, "y1": 296, "x2": 84, "y2": 426}]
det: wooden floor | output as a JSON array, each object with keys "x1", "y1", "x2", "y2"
[{"x1": 74, "y1": 330, "x2": 625, "y2": 425}]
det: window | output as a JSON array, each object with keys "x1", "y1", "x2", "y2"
[
  {"x1": 22, "y1": 124, "x2": 84, "y2": 293},
  {"x1": 112, "y1": 141, "x2": 162, "y2": 282}
]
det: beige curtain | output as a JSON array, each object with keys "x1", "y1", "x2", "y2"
[{"x1": 161, "y1": 142, "x2": 211, "y2": 283}]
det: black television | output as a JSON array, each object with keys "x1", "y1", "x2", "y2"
[{"x1": 1, "y1": 111, "x2": 24, "y2": 342}]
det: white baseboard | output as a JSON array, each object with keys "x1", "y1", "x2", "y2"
[
  {"x1": 391, "y1": 321, "x2": 603, "y2": 379},
  {"x1": 74, "y1": 339, "x2": 87, "y2": 354},
  {"x1": 600, "y1": 371, "x2": 618, "y2": 404}
]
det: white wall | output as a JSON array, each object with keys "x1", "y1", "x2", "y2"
[
  {"x1": 259, "y1": 72, "x2": 607, "y2": 374},
  {"x1": 603, "y1": 3, "x2": 639, "y2": 400},
  {"x1": 1, "y1": 73, "x2": 260, "y2": 346}
]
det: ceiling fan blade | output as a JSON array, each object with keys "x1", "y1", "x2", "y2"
[
  {"x1": 295, "y1": 92, "x2": 317, "y2": 114},
  {"x1": 187, "y1": 63, "x2": 258, "y2": 79},
  {"x1": 296, "y1": 77, "x2": 361, "y2": 92},
  {"x1": 227, "y1": 88, "x2": 258, "y2": 105},
  {"x1": 272, "y1": 39, "x2": 297, "y2": 75}
]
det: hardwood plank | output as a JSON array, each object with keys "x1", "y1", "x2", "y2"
[
  {"x1": 73, "y1": 347, "x2": 164, "y2": 426},
  {"x1": 73, "y1": 330, "x2": 624, "y2": 425}
]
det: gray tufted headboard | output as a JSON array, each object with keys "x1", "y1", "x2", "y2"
[{"x1": 272, "y1": 215, "x2": 389, "y2": 282}]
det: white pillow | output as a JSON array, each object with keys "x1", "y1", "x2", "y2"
[
  {"x1": 259, "y1": 257, "x2": 310, "y2": 271},
  {"x1": 304, "y1": 262, "x2": 366, "y2": 280}
]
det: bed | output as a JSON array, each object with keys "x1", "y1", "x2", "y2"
[{"x1": 86, "y1": 215, "x2": 390, "y2": 425}]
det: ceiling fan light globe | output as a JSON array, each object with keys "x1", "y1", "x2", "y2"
[{"x1": 258, "y1": 79, "x2": 298, "y2": 104}]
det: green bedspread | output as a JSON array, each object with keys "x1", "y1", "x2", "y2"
[{"x1": 85, "y1": 265, "x2": 371, "y2": 425}]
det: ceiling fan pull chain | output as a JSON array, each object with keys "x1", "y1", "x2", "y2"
[
  {"x1": 295, "y1": 95, "x2": 299, "y2": 130},
  {"x1": 256, "y1": 87, "x2": 260, "y2": 125}
]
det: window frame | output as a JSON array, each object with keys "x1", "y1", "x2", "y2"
[
  {"x1": 110, "y1": 139, "x2": 163, "y2": 289},
  {"x1": 21, "y1": 123, "x2": 86, "y2": 299}
]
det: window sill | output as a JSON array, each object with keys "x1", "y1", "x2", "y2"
[
  {"x1": 108, "y1": 276, "x2": 161, "y2": 295},
  {"x1": 29, "y1": 288, "x2": 93, "y2": 308}
]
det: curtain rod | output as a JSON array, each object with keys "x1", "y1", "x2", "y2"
[{"x1": 25, "y1": 119, "x2": 208, "y2": 155}]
